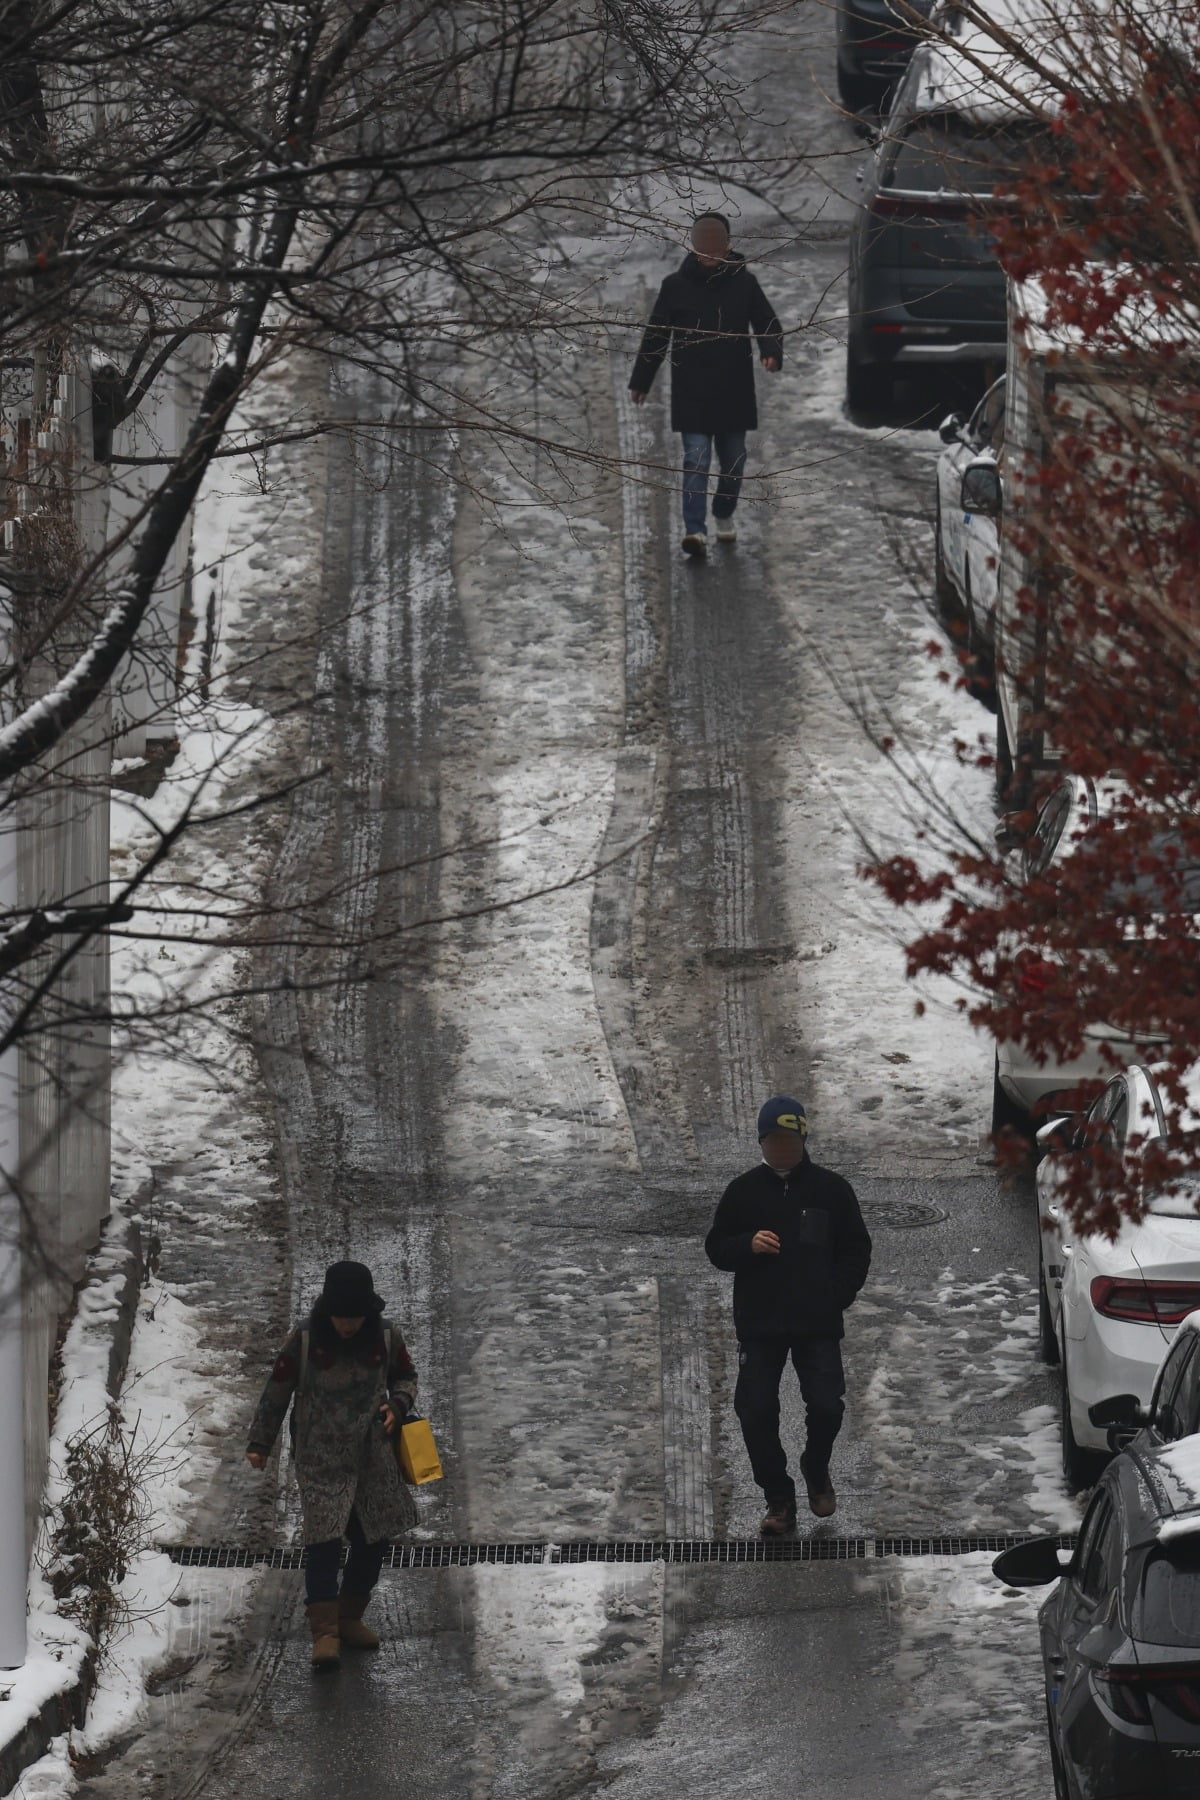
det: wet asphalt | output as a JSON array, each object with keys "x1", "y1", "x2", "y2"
[{"x1": 70, "y1": 8, "x2": 1070, "y2": 1800}]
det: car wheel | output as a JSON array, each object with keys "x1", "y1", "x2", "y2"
[
  {"x1": 1045, "y1": 1701, "x2": 1069, "y2": 1800},
  {"x1": 963, "y1": 571, "x2": 996, "y2": 708},
  {"x1": 836, "y1": 68, "x2": 878, "y2": 111},
  {"x1": 845, "y1": 350, "x2": 892, "y2": 412},
  {"x1": 995, "y1": 707, "x2": 1013, "y2": 804},
  {"x1": 1038, "y1": 1248, "x2": 1060, "y2": 1365},
  {"x1": 1060, "y1": 1335, "x2": 1108, "y2": 1493},
  {"x1": 991, "y1": 1051, "x2": 1029, "y2": 1141},
  {"x1": 934, "y1": 497, "x2": 958, "y2": 615}
]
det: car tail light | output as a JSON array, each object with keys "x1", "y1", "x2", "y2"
[
  {"x1": 1094, "y1": 1667, "x2": 1153, "y2": 1726},
  {"x1": 1094, "y1": 1665, "x2": 1200, "y2": 1725},
  {"x1": 1090, "y1": 1277, "x2": 1200, "y2": 1325},
  {"x1": 1016, "y1": 953, "x2": 1056, "y2": 996}
]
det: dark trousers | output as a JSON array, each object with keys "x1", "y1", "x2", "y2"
[
  {"x1": 305, "y1": 1506, "x2": 387, "y2": 1605},
  {"x1": 734, "y1": 1335, "x2": 846, "y2": 1505}
]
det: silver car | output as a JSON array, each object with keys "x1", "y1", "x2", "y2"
[{"x1": 992, "y1": 776, "x2": 1200, "y2": 1131}]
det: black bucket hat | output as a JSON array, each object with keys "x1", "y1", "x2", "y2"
[{"x1": 321, "y1": 1260, "x2": 383, "y2": 1317}]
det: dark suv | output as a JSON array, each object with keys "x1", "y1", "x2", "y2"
[
  {"x1": 846, "y1": 40, "x2": 1047, "y2": 407},
  {"x1": 836, "y1": 0, "x2": 933, "y2": 111},
  {"x1": 994, "y1": 1446, "x2": 1200, "y2": 1799}
]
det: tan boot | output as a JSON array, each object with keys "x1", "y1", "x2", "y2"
[
  {"x1": 306, "y1": 1600, "x2": 341, "y2": 1670},
  {"x1": 338, "y1": 1591, "x2": 380, "y2": 1650}
]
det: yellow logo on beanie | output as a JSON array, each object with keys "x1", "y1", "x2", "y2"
[{"x1": 775, "y1": 1112, "x2": 808, "y2": 1135}]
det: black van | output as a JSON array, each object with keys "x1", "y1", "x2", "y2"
[
  {"x1": 836, "y1": 0, "x2": 934, "y2": 111},
  {"x1": 846, "y1": 39, "x2": 1049, "y2": 407}
]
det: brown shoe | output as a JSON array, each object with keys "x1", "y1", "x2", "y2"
[
  {"x1": 306, "y1": 1600, "x2": 341, "y2": 1670},
  {"x1": 800, "y1": 1454, "x2": 836, "y2": 1519},
  {"x1": 338, "y1": 1591, "x2": 380, "y2": 1650},
  {"x1": 759, "y1": 1498, "x2": 798, "y2": 1537}
]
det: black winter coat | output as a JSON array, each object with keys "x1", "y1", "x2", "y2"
[
  {"x1": 629, "y1": 251, "x2": 783, "y2": 434},
  {"x1": 704, "y1": 1156, "x2": 872, "y2": 1341}
]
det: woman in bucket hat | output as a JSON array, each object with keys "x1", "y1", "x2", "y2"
[{"x1": 246, "y1": 1261, "x2": 418, "y2": 1669}]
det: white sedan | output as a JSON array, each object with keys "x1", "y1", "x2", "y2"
[
  {"x1": 1038, "y1": 1062, "x2": 1200, "y2": 1489},
  {"x1": 934, "y1": 375, "x2": 1004, "y2": 681}
]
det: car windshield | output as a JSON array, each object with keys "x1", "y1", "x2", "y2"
[
  {"x1": 1136, "y1": 1546, "x2": 1200, "y2": 1647},
  {"x1": 1050, "y1": 820, "x2": 1200, "y2": 916},
  {"x1": 886, "y1": 117, "x2": 1051, "y2": 196},
  {"x1": 1108, "y1": 834, "x2": 1200, "y2": 916}
]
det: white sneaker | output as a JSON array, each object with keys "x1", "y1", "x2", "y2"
[
  {"x1": 714, "y1": 516, "x2": 737, "y2": 543},
  {"x1": 681, "y1": 532, "x2": 708, "y2": 557}
]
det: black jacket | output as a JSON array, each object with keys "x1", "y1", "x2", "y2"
[
  {"x1": 704, "y1": 1156, "x2": 872, "y2": 1341},
  {"x1": 629, "y1": 251, "x2": 783, "y2": 434}
]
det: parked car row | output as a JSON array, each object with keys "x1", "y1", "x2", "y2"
[
  {"x1": 839, "y1": 14, "x2": 1200, "y2": 1793},
  {"x1": 1003, "y1": 1064, "x2": 1200, "y2": 1788},
  {"x1": 1037, "y1": 1063, "x2": 1200, "y2": 1487}
]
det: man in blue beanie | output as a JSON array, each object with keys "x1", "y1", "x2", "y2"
[{"x1": 705, "y1": 1096, "x2": 872, "y2": 1532}]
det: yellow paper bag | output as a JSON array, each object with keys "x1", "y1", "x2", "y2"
[{"x1": 398, "y1": 1416, "x2": 444, "y2": 1485}]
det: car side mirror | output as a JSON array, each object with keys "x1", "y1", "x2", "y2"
[
  {"x1": 1035, "y1": 1115, "x2": 1075, "y2": 1153},
  {"x1": 992, "y1": 1537, "x2": 1071, "y2": 1588},
  {"x1": 994, "y1": 814, "x2": 1025, "y2": 853},
  {"x1": 1088, "y1": 1392, "x2": 1150, "y2": 1452},
  {"x1": 1088, "y1": 1394, "x2": 1149, "y2": 1431},
  {"x1": 939, "y1": 412, "x2": 966, "y2": 445},
  {"x1": 960, "y1": 460, "x2": 1002, "y2": 517}
]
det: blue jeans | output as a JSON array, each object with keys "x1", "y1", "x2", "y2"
[
  {"x1": 734, "y1": 1336, "x2": 846, "y2": 1504},
  {"x1": 680, "y1": 431, "x2": 747, "y2": 535}
]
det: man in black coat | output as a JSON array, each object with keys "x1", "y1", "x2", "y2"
[
  {"x1": 705, "y1": 1095, "x2": 872, "y2": 1533},
  {"x1": 629, "y1": 212, "x2": 783, "y2": 559}
]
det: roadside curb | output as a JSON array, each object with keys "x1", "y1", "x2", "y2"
[{"x1": 0, "y1": 1208, "x2": 143, "y2": 1798}]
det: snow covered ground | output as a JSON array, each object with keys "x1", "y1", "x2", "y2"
[
  {"x1": 6, "y1": 352, "x2": 328, "y2": 1790},
  {"x1": 887, "y1": 1553, "x2": 1050, "y2": 1800}
]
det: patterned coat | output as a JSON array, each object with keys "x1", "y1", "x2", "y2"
[{"x1": 248, "y1": 1313, "x2": 419, "y2": 1544}]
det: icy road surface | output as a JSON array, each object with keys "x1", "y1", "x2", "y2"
[{"x1": 57, "y1": 6, "x2": 1077, "y2": 1800}]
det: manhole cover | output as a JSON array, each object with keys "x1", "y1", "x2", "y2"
[
  {"x1": 867, "y1": 1201, "x2": 948, "y2": 1230},
  {"x1": 703, "y1": 944, "x2": 795, "y2": 969}
]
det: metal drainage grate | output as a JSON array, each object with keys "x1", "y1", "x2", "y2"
[
  {"x1": 867, "y1": 1201, "x2": 949, "y2": 1230},
  {"x1": 162, "y1": 1534, "x2": 1073, "y2": 1570}
]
